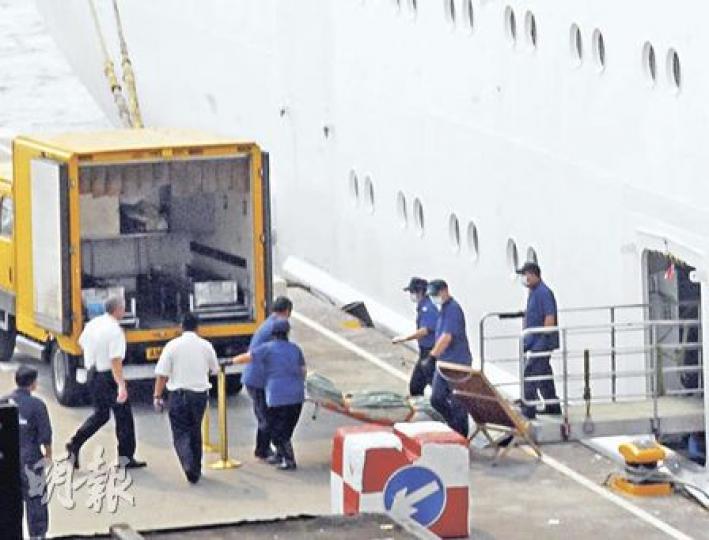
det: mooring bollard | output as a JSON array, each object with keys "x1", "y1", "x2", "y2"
[
  {"x1": 201, "y1": 400, "x2": 218, "y2": 453},
  {"x1": 208, "y1": 366, "x2": 242, "y2": 470}
]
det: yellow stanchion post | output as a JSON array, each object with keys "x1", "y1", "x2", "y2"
[
  {"x1": 208, "y1": 367, "x2": 241, "y2": 470},
  {"x1": 201, "y1": 400, "x2": 218, "y2": 453}
]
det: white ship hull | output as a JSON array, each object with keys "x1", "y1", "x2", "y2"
[{"x1": 35, "y1": 0, "x2": 709, "y2": 439}]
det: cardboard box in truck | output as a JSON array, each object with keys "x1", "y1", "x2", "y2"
[{"x1": 0, "y1": 129, "x2": 273, "y2": 405}]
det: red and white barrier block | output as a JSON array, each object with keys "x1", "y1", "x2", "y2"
[{"x1": 331, "y1": 421, "x2": 469, "y2": 538}]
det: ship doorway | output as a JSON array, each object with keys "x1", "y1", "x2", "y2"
[{"x1": 643, "y1": 250, "x2": 702, "y2": 394}]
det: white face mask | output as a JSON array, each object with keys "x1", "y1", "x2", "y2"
[
  {"x1": 519, "y1": 274, "x2": 529, "y2": 288},
  {"x1": 410, "y1": 293, "x2": 419, "y2": 304},
  {"x1": 431, "y1": 295, "x2": 443, "y2": 307}
]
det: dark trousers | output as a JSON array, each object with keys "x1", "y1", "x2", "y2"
[
  {"x1": 68, "y1": 370, "x2": 136, "y2": 459},
  {"x1": 409, "y1": 346, "x2": 434, "y2": 396},
  {"x1": 431, "y1": 371, "x2": 469, "y2": 438},
  {"x1": 21, "y1": 464, "x2": 48, "y2": 539},
  {"x1": 247, "y1": 385, "x2": 273, "y2": 458},
  {"x1": 522, "y1": 355, "x2": 561, "y2": 419},
  {"x1": 267, "y1": 403, "x2": 303, "y2": 466},
  {"x1": 168, "y1": 389, "x2": 208, "y2": 482}
]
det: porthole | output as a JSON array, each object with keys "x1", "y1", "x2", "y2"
[
  {"x1": 408, "y1": 0, "x2": 418, "y2": 18},
  {"x1": 363, "y1": 176, "x2": 375, "y2": 214},
  {"x1": 348, "y1": 171, "x2": 360, "y2": 205},
  {"x1": 643, "y1": 42, "x2": 657, "y2": 85},
  {"x1": 466, "y1": 221, "x2": 479, "y2": 261},
  {"x1": 525, "y1": 11, "x2": 537, "y2": 49},
  {"x1": 444, "y1": 0, "x2": 456, "y2": 25},
  {"x1": 506, "y1": 238, "x2": 519, "y2": 275},
  {"x1": 526, "y1": 247, "x2": 538, "y2": 264},
  {"x1": 448, "y1": 214, "x2": 461, "y2": 252},
  {"x1": 413, "y1": 198, "x2": 425, "y2": 237},
  {"x1": 592, "y1": 29, "x2": 605, "y2": 72},
  {"x1": 667, "y1": 49, "x2": 681, "y2": 92},
  {"x1": 463, "y1": 0, "x2": 474, "y2": 32},
  {"x1": 569, "y1": 23, "x2": 583, "y2": 66},
  {"x1": 396, "y1": 192, "x2": 408, "y2": 228},
  {"x1": 504, "y1": 6, "x2": 517, "y2": 46}
]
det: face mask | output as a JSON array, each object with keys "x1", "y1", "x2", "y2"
[
  {"x1": 431, "y1": 295, "x2": 443, "y2": 307},
  {"x1": 519, "y1": 274, "x2": 529, "y2": 288},
  {"x1": 410, "y1": 293, "x2": 419, "y2": 304}
]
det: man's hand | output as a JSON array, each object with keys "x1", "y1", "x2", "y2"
[
  {"x1": 153, "y1": 397, "x2": 165, "y2": 413},
  {"x1": 391, "y1": 336, "x2": 407, "y2": 345},
  {"x1": 116, "y1": 383, "x2": 128, "y2": 404}
]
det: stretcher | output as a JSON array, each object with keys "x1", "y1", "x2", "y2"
[{"x1": 306, "y1": 373, "x2": 443, "y2": 426}]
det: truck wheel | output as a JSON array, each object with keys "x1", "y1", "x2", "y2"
[
  {"x1": 0, "y1": 316, "x2": 16, "y2": 362},
  {"x1": 50, "y1": 344, "x2": 84, "y2": 407}
]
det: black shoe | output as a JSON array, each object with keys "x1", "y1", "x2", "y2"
[
  {"x1": 122, "y1": 458, "x2": 147, "y2": 469},
  {"x1": 497, "y1": 435, "x2": 514, "y2": 448},
  {"x1": 186, "y1": 471, "x2": 200, "y2": 484},
  {"x1": 65, "y1": 444, "x2": 79, "y2": 469},
  {"x1": 277, "y1": 460, "x2": 297, "y2": 471},
  {"x1": 255, "y1": 449, "x2": 275, "y2": 461},
  {"x1": 266, "y1": 454, "x2": 281, "y2": 465}
]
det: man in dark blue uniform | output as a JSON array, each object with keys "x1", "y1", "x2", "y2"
[
  {"x1": 243, "y1": 296, "x2": 293, "y2": 460},
  {"x1": 392, "y1": 277, "x2": 439, "y2": 396},
  {"x1": 424, "y1": 280, "x2": 471, "y2": 437},
  {"x1": 3, "y1": 366, "x2": 52, "y2": 540},
  {"x1": 517, "y1": 262, "x2": 561, "y2": 419},
  {"x1": 232, "y1": 320, "x2": 306, "y2": 470}
]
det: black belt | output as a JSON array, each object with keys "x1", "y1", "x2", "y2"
[{"x1": 171, "y1": 389, "x2": 208, "y2": 395}]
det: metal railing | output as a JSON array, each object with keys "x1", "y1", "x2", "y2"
[{"x1": 480, "y1": 305, "x2": 704, "y2": 437}]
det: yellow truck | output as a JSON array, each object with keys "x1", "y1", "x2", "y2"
[{"x1": 0, "y1": 129, "x2": 273, "y2": 405}]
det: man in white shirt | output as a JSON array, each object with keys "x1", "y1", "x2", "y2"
[
  {"x1": 153, "y1": 313, "x2": 219, "y2": 484},
  {"x1": 66, "y1": 297, "x2": 146, "y2": 469}
]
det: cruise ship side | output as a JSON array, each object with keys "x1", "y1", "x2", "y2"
[{"x1": 34, "y1": 0, "x2": 709, "y2": 446}]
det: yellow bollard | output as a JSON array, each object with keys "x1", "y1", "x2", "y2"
[
  {"x1": 208, "y1": 367, "x2": 242, "y2": 470},
  {"x1": 201, "y1": 401, "x2": 218, "y2": 453}
]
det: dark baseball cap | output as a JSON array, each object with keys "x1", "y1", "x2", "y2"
[
  {"x1": 403, "y1": 277, "x2": 428, "y2": 293},
  {"x1": 427, "y1": 279, "x2": 448, "y2": 296},
  {"x1": 271, "y1": 319, "x2": 291, "y2": 335},
  {"x1": 15, "y1": 365, "x2": 38, "y2": 388},
  {"x1": 517, "y1": 261, "x2": 541, "y2": 276}
]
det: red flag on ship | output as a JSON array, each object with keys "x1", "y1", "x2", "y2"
[{"x1": 664, "y1": 260, "x2": 676, "y2": 281}]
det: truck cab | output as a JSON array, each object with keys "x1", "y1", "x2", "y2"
[
  {"x1": 0, "y1": 130, "x2": 272, "y2": 405},
  {"x1": 0, "y1": 162, "x2": 16, "y2": 361}
]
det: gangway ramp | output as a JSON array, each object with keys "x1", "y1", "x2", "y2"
[
  {"x1": 532, "y1": 396, "x2": 704, "y2": 444},
  {"x1": 480, "y1": 304, "x2": 705, "y2": 445}
]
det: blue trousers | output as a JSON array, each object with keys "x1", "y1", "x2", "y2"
[
  {"x1": 523, "y1": 356, "x2": 560, "y2": 419},
  {"x1": 409, "y1": 346, "x2": 434, "y2": 396},
  {"x1": 431, "y1": 371, "x2": 469, "y2": 437},
  {"x1": 168, "y1": 389, "x2": 208, "y2": 482},
  {"x1": 21, "y1": 463, "x2": 48, "y2": 539},
  {"x1": 247, "y1": 386, "x2": 273, "y2": 458}
]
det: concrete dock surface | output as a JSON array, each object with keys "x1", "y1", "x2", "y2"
[{"x1": 1, "y1": 286, "x2": 707, "y2": 539}]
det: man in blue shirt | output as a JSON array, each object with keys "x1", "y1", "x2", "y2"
[
  {"x1": 424, "y1": 280, "x2": 471, "y2": 437},
  {"x1": 392, "y1": 277, "x2": 439, "y2": 396},
  {"x1": 232, "y1": 320, "x2": 306, "y2": 471},
  {"x1": 517, "y1": 262, "x2": 561, "y2": 419},
  {"x1": 3, "y1": 366, "x2": 52, "y2": 539},
  {"x1": 243, "y1": 296, "x2": 293, "y2": 460}
]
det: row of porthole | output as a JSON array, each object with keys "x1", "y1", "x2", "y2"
[
  {"x1": 504, "y1": 6, "x2": 682, "y2": 91},
  {"x1": 349, "y1": 171, "x2": 375, "y2": 214},
  {"x1": 349, "y1": 174, "x2": 539, "y2": 270},
  {"x1": 388, "y1": 1, "x2": 683, "y2": 93}
]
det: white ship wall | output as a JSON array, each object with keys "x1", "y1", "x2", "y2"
[{"x1": 35, "y1": 0, "x2": 709, "y2": 414}]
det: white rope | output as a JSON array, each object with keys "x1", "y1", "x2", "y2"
[{"x1": 112, "y1": 0, "x2": 143, "y2": 128}]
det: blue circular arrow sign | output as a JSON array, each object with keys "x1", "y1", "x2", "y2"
[{"x1": 383, "y1": 465, "x2": 446, "y2": 527}]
